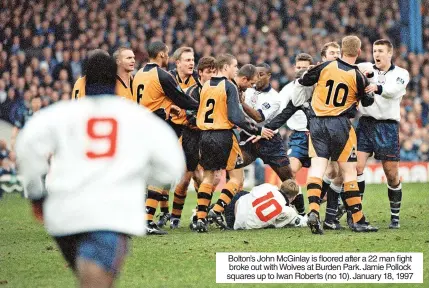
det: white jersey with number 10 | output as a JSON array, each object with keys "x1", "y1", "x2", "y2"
[{"x1": 234, "y1": 183, "x2": 305, "y2": 230}]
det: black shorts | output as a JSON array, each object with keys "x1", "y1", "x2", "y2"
[
  {"x1": 168, "y1": 121, "x2": 184, "y2": 138},
  {"x1": 356, "y1": 116, "x2": 400, "y2": 161},
  {"x1": 236, "y1": 133, "x2": 289, "y2": 168},
  {"x1": 180, "y1": 127, "x2": 201, "y2": 171},
  {"x1": 309, "y1": 116, "x2": 357, "y2": 162},
  {"x1": 224, "y1": 191, "x2": 250, "y2": 229},
  {"x1": 199, "y1": 130, "x2": 243, "y2": 171}
]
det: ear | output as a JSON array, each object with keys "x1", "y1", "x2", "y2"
[{"x1": 357, "y1": 48, "x2": 361, "y2": 57}]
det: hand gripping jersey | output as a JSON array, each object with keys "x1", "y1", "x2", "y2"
[
  {"x1": 234, "y1": 183, "x2": 303, "y2": 230},
  {"x1": 72, "y1": 75, "x2": 134, "y2": 101},
  {"x1": 16, "y1": 96, "x2": 185, "y2": 237}
]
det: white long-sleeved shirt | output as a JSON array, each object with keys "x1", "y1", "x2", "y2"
[
  {"x1": 234, "y1": 183, "x2": 306, "y2": 230},
  {"x1": 244, "y1": 87, "x2": 281, "y2": 127},
  {"x1": 358, "y1": 64, "x2": 409, "y2": 121},
  {"x1": 16, "y1": 96, "x2": 185, "y2": 237},
  {"x1": 278, "y1": 81, "x2": 308, "y2": 131}
]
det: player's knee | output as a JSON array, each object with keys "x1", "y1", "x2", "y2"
[{"x1": 77, "y1": 259, "x2": 115, "y2": 288}]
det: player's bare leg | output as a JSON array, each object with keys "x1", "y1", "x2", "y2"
[
  {"x1": 77, "y1": 259, "x2": 118, "y2": 288},
  {"x1": 321, "y1": 161, "x2": 339, "y2": 201},
  {"x1": 382, "y1": 160, "x2": 402, "y2": 229}
]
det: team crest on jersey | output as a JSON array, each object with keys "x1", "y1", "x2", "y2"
[
  {"x1": 396, "y1": 77, "x2": 404, "y2": 85},
  {"x1": 377, "y1": 74, "x2": 386, "y2": 85},
  {"x1": 262, "y1": 102, "x2": 271, "y2": 110}
]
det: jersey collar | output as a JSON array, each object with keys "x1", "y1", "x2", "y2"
[
  {"x1": 373, "y1": 62, "x2": 395, "y2": 72},
  {"x1": 259, "y1": 84, "x2": 272, "y2": 93}
]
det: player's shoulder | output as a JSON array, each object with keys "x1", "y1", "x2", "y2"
[
  {"x1": 392, "y1": 65, "x2": 409, "y2": 77},
  {"x1": 251, "y1": 183, "x2": 279, "y2": 194}
]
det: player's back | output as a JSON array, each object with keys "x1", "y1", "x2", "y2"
[
  {"x1": 72, "y1": 75, "x2": 133, "y2": 101},
  {"x1": 19, "y1": 96, "x2": 184, "y2": 236},
  {"x1": 197, "y1": 77, "x2": 234, "y2": 130},
  {"x1": 234, "y1": 184, "x2": 295, "y2": 230},
  {"x1": 306, "y1": 59, "x2": 367, "y2": 117},
  {"x1": 133, "y1": 63, "x2": 172, "y2": 111}
]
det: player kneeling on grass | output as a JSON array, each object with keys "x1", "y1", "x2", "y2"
[
  {"x1": 16, "y1": 52, "x2": 184, "y2": 288},
  {"x1": 224, "y1": 180, "x2": 307, "y2": 230}
]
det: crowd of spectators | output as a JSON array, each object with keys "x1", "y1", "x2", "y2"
[{"x1": 0, "y1": 0, "x2": 428, "y2": 162}]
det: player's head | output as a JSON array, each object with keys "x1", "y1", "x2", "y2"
[
  {"x1": 321, "y1": 42, "x2": 340, "y2": 62},
  {"x1": 341, "y1": 35, "x2": 361, "y2": 58},
  {"x1": 255, "y1": 63, "x2": 271, "y2": 91},
  {"x1": 373, "y1": 39, "x2": 393, "y2": 70},
  {"x1": 30, "y1": 96, "x2": 42, "y2": 112},
  {"x1": 236, "y1": 64, "x2": 258, "y2": 91},
  {"x1": 173, "y1": 47, "x2": 195, "y2": 76},
  {"x1": 85, "y1": 52, "x2": 117, "y2": 96},
  {"x1": 197, "y1": 56, "x2": 216, "y2": 84},
  {"x1": 294, "y1": 53, "x2": 313, "y2": 78},
  {"x1": 279, "y1": 179, "x2": 299, "y2": 203},
  {"x1": 215, "y1": 54, "x2": 238, "y2": 80},
  {"x1": 82, "y1": 49, "x2": 109, "y2": 76},
  {"x1": 148, "y1": 41, "x2": 169, "y2": 68},
  {"x1": 113, "y1": 47, "x2": 135, "y2": 74}
]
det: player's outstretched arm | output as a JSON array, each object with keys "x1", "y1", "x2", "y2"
[
  {"x1": 356, "y1": 69, "x2": 375, "y2": 107},
  {"x1": 158, "y1": 69, "x2": 199, "y2": 110}
]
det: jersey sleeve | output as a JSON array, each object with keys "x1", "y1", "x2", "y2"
[
  {"x1": 356, "y1": 69, "x2": 375, "y2": 107},
  {"x1": 265, "y1": 101, "x2": 302, "y2": 130},
  {"x1": 16, "y1": 109, "x2": 56, "y2": 200},
  {"x1": 146, "y1": 114, "x2": 185, "y2": 187},
  {"x1": 377, "y1": 69, "x2": 409, "y2": 100},
  {"x1": 226, "y1": 81, "x2": 261, "y2": 135},
  {"x1": 158, "y1": 69, "x2": 199, "y2": 110},
  {"x1": 298, "y1": 61, "x2": 330, "y2": 86}
]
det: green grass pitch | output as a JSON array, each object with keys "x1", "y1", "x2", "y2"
[{"x1": 0, "y1": 183, "x2": 428, "y2": 287}]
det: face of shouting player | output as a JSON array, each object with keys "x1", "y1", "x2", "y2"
[
  {"x1": 177, "y1": 51, "x2": 195, "y2": 77},
  {"x1": 323, "y1": 46, "x2": 341, "y2": 62},
  {"x1": 373, "y1": 44, "x2": 393, "y2": 71},
  {"x1": 118, "y1": 49, "x2": 135, "y2": 73}
]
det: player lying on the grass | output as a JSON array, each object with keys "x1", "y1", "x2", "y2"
[
  {"x1": 223, "y1": 180, "x2": 307, "y2": 230},
  {"x1": 16, "y1": 52, "x2": 185, "y2": 288}
]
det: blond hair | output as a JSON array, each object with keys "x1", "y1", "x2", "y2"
[
  {"x1": 172, "y1": 47, "x2": 194, "y2": 61},
  {"x1": 113, "y1": 47, "x2": 132, "y2": 61},
  {"x1": 341, "y1": 36, "x2": 361, "y2": 57}
]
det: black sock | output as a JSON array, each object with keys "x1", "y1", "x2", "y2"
[
  {"x1": 320, "y1": 177, "x2": 331, "y2": 202},
  {"x1": 388, "y1": 183, "x2": 402, "y2": 224},
  {"x1": 291, "y1": 193, "x2": 305, "y2": 216},
  {"x1": 325, "y1": 185, "x2": 340, "y2": 222},
  {"x1": 357, "y1": 173, "x2": 365, "y2": 200}
]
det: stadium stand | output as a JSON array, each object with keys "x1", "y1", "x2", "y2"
[{"x1": 0, "y1": 0, "x2": 428, "y2": 170}]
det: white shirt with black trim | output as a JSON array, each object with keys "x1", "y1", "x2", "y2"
[{"x1": 244, "y1": 86, "x2": 281, "y2": 127}]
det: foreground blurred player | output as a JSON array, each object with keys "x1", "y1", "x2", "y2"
[
  {"x1": 356, "y1": 39, "x2": 409, "y2": 229},
  {"x1": 195, "y1": 54, "x2": 274, "y2": 232},
  {"x1": 224, "y1": 180, "x2": 307, "y2": 230},
  {"x1": 72, "y1": 48, "x2": 135, "y2": 100},
  {"x1": 133, "y1": 41, "x2": 198, "y2": 234},
  {"x1": 294, "y1": 36, "x2": 377, "y2": 234},
  {"x1": 16, "y1": 53, "x2": 185, "y2": 287}
]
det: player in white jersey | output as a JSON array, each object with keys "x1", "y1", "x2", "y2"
[
  {"x1": 356, "y1": 39, "x2": 410, "y2": 229},
  {"x1": 16, "y1": 53, "x2": 185, "y2": 287},
  {"x1": 237, "y1": 63, "x2": 293, "y2": 183},
  {"x1": 224, "y1": 180, "x2": 306, "y2": 230}
]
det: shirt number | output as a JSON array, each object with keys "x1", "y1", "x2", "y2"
[
  {"x1": 86, "y1": 118, "x2": 118, "y2": 159},
  {"x1": 252, "y1": 191, "x2": 282, "y2": 222},
  {"x1": 325, "y1": 79, "x2": 349, "y2": 107}
]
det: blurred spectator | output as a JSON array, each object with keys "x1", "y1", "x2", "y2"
[{"x1": 0, "y1": 0, "x2": 427, "y2": 161}]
